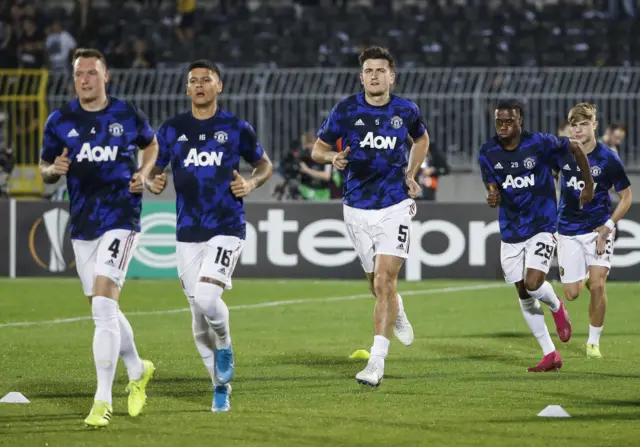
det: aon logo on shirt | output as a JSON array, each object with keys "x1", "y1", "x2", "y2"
[
  {"x1": 359, "y1": 132, "x2": 397, "y2": 150},
  {"x1": 566, "y1": 176, "x2": 597, "y2": 191},
  {"x1": 76, "y1": 143, "x2": 119, "y2": 162},
  {"x1": 502, "y1": 174, "x2": 535, "y2": 189},
  {"x1": 184, "y1": 148, "x2": 223, "y2": 167}
]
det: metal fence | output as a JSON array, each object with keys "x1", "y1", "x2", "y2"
[{"x1": 46, "y1": 68, "x2": 640, "y2": 169}]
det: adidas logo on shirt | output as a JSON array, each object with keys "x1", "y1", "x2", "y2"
[
  {"x1": 396, "y1": 243, "x2": 404, "y2": 251},
  {"x1": 563, "y1": 164, "x2": 571, "y2": 170},
  {"x1": 67, "y1": 129, "x2": 79, "y2": 137},
  {"x1": 355, "y1": 119, "x2": 365, "y2": 126},
  {"x1": 494, "y1": 162, "x2": 503, "y2": 169},
  {"x1": 218, "y1": 267, "x2": 226, "y2": 274},
  {"x1": 178, "y1": 134, "x2": 188, "y2": 141}
]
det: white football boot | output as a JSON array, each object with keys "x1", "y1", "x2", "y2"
[{"x1": 356, "y1": 360, "x2": 384, "y2": 388}]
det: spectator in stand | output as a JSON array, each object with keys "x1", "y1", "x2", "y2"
[
  {"x1": 0, "y1": 11, "x2": 18, "y2": 68},
  {"x1": 18, "y1": 16, "x2": 45, "y2": 68},
  {"x1": 110, "y1": 39, "x2": 133, "y2": 69},
  {"x1": 46, "y1": 19, "x2": 77, "y2": 73},
  {"x1": 131, "y1": 38, "x2": 155, "y2": 68},
  {"x1": 175, "y1": 0, "x2": 195, "y2": 43},
  {"x1": 71, "y1": 0, "x2": 96, "y2": 46}
]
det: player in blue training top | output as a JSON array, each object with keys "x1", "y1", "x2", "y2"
[
  {"x1": 312, "y1": 46, "x2": 430, "y2": 388},
  {"x1": 147, "y1": 59, "x2": 273, "y2": 412},
  {"x1": 478, "y1": 99, "x2": 594, "y2": 372},
  {"x1": 557, "y1": 103, "x2": 632, "y2": 359},
  {"x1": 39, "y1": 48, "x2": 158, "y2": 428}
]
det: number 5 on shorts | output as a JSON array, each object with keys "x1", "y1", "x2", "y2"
[{"x1": 398, "y1": 225, "x2": 408, "y2": 243}]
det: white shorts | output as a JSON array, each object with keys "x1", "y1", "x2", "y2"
[
  {"x1": 343, "y1": 198, "x2": 416, "y2": 273},
  {"x1": 176, "y1": 235, "x2": 244, "y2": 298},
  {"x1": 500, "y1": 232, "x2": 557, "y2": 284},
  {"x1": 72, "y1": 229, "x2": 140, "y2": 297},
  {"x1": 557, "y1": 231, "x2": 614, "y2": 283}
]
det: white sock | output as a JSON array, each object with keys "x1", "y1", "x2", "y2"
[
  {"x1": 370, "y1": 335, "x2": 390, "y2": 368},
  {"x1": 587, "y1": 325, "x2": 603, "y2": 345},
  {"x1": 188, "y1": 297, "x2": 220, "y2": 387},
  {"x1": 117, "y1": 310, "x2": 144, "y2": 381},
  {"x1": 92, "y1": 296, "x2": 121, "y2": 405},
  {"x1": 194, "y1": 282, "x2": 232, "y2": 350},
  {"x1": 519, "y1": 297, "x2": 556, "y2": 355},
  {"x1": 527, "y1": 281, "x2": 560, "y2": 313}
]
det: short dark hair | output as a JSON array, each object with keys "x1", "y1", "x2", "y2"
[
  {"x1": 607, "y1": 122, "x2": 627, "y2": 133},
  {"x1": 496, "y1": 99, "x2": 524, "y2": 118},
  {"x1": 188, "y1": 59, "x2": 222, "y2": 80},
  {"x1": 72, "y1": 48, "x2": 107, "y2": 67},
  {"x1": 358, "y1": 46, "x2": 395, "y2": 71}
]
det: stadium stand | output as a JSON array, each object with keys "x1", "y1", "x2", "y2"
[{"x1": 3, "y1": 0, "x2": 640, "y2": 70}]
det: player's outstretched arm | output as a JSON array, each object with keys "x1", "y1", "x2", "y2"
[
  {"x1": 405, "y1": 132, "x2": 430, "y2": 198},
  {"x1": 568, "y1": 139, "x2": 594, "y2": 205},
  {"x1": 231, "y1": 153, "x2": 273, "y2": 198},
  {"x1": 39, "y1": 147, "x2": 70, "y2": 184}
]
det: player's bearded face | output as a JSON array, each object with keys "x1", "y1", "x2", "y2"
[
  {"x1": 73, "y1": 58, "x2": 108, "y2": 103},
  {"x1": 187, "y1": 68, "x2": 222, "y2": 106},
  {"x1": 360, "y1": 60, "x2": 395, "y2": 96},
  {"x1": 494, "y1": 110, "x2": 521, "y2": 141}
]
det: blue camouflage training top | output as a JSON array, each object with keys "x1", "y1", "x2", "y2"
[
  {"x1": 317, "y1": 92, "x2": 426, "y2": 210},
  {"x1": 41, "y1": 97, "x2": 155, "y2": 240}
]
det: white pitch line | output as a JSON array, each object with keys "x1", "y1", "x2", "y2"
[{"x1": 0, "y1": 283, "x2": 507, "y2": 329}]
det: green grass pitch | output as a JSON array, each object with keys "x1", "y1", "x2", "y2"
[{"x1": 1, "y1": 278, "x2": 640, "y2": 446}]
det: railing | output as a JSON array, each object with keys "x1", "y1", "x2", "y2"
[
  {"x1": 46, "y1": 68, "x2": 640, "y2": 169},
  {"x1": 1, "y1": 69, "x2": 49, "y2": 195}
]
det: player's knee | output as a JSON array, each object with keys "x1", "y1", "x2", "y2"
[
  {"x1": 524, "y1": 276, "x2": 544, "y2": 292},
  {"x1": 194, "y1": 279, "x2": 225, "y2": 318},
  {"x1": 91, "y1": 296, "x2": 119, "y2": 326},
  {"x1": 373, "y1": 271, "x2": 394, "y2": 298},
  {"x1": 563, "y1": 285, "x2": 581, "y2": 301},
  {"x1": 589, "y1": 278, "x2": 606, "y2": 296},
  {"x1": 93, "y1": 274, "x2": 121, "y2": 300}
]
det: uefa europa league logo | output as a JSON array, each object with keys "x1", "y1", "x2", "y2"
[{"x1": 42, "y1": 208, "x2": 70, "y2": 272}]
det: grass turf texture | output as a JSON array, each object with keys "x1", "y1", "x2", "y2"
[{"x1": 1, "y1": 278, "x2": 640, "y2": 446}]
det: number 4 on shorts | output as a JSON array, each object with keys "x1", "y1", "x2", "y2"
[{"x1": 108, "y1": 239, "x2": 121, "y2": 259}]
